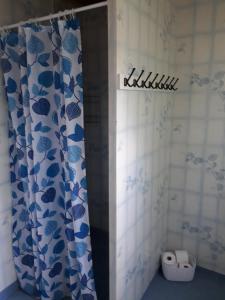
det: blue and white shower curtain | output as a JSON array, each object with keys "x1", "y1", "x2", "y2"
[{"x1": 0, "y1": 19, "x2": 97, "y2": 300}]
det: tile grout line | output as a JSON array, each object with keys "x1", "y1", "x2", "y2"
[
  {"x1": 195, "y1": 0, "x2": 217, "y2": 266},
  {"x1": 179, "y1": 0, "x2": 196, "y2": 250}
]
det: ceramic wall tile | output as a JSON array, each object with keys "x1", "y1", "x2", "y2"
[
  {"x1": 168, "y1": 0, "x2": 225, "y2": 278},
  {"x1": 115, "y1": 0, "x2": 175, "y2": 299}
]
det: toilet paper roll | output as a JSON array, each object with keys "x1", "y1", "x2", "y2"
[
  {"x1": 179, "y1": 263, "x2": 192, "y2": 269},
  {"x1": 175, "y1": 250, "x2": 189, "y2": 264},
  {"x1": 162, "y1": 252, "x2": 176, "y2": 265}
]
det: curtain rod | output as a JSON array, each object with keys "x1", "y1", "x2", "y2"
[{"x1": 0, "y1": 1, "x2": 108, "y2": 32}]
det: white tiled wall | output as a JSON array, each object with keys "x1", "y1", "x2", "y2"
[
  {"x1": 115, "y1": 0, "x2": 175, "y2": 299},
  {"x1": 114, "y1": 0, "x2": 225, "y2": 298},
  {"x1": 168, "y1": 0, "x2": 225, "y2": 276}
]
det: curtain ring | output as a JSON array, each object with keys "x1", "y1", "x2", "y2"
[
  {"x1": 34, "y1": 21, "x2": 39, "y2": 29},
  {"x1": 2, "y1": 27, "x2": 8, "y2": 36}
]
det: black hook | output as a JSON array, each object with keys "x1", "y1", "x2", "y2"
[
  {"x1": 161, "y1": 76, "x2": 170, "y2": 90},
  {"x1": 133, "y1": 69, "x2": 145, "y2": 87},
  {"x1": 155, "y1": 74, "x2": 165, "y2": 89},
  {"x1": 148, "y1": 73, "x2": 159, "y2": 89},
  {"x1": 124, "y1": 68, "x2": 135, "y2": 87},
  {"x1": 171, "y1": 78, "x2": 179, "y2": 90},
  {"x1": 168, "y1": 77, "x2": 175, "y2": 90},
  {"x1": 141, "y1": 72, "x2": 152, "y2": 88}
]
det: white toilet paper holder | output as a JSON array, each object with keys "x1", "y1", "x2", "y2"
[{"x1": 162, "y1": 253, "x2": 196, "y2": 282}]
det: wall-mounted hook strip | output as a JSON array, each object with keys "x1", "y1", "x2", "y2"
[
  {"x1": 142, "y1": 72, "x2": 152, "y2": 88},
  {"x1": 124, "y1": 68, "x2": 136, "y2": 87},
  {"x1": 133, "y1": 69, "x2": 145, "y2": 87},
  {"x1": 161, "y1": 76, "x2": 170, "y2": 89},
  {"x1": 148, "y1": 73, "x2": 159, "y2": 89},
  {"x1": 121, "y1": 70, "x2": 179, "y2": 91}
]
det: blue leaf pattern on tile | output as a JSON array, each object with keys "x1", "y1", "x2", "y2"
[
  {"x1": 186, "y1": 152, "x2": 225, "y2": 199},
  {"x1": 182, "y1": 221, "x2": 225, "y2": 259},
  {"x1": 191, "y1": 71, "x2": 225, "y2": 111},
  {"x1": 183, "y1": 152, "x2": 225, "y2": 260}
]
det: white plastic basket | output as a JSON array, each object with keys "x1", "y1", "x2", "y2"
[{"x1": 162, "y1": 254, "x2": 196, "y2": 282}]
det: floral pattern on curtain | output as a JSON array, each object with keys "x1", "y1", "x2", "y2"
[{"x1": 0, "y1": 19, "x2": 97, "y2": 300}]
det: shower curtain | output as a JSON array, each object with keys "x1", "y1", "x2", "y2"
[{"x1": 0, "y1": 19, "x2": 97, "y2": 300}]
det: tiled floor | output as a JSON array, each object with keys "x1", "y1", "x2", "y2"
[
  {"x1": 8, "y1": 291, "x2": 71, "y2": 300},
  {"x1": 8, "y1": 290, "x2": 33, "y2": 300},
  {"x1": 142, "y1": 267, "x2": 225, "y2": 300},
  {"x1": 9, "y1": 267, "x2": 225, "y2": 300}
]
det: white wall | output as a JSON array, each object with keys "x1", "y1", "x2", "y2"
[
  {"x1": 113, "y1": 3, "x2": 225, "y2": 299},
  {"x1": 168, "y1": 0, "x2": 225, "y2": 275},
  {"x1": 115, "y1": 0, "x2": 175, "y2": 299}
]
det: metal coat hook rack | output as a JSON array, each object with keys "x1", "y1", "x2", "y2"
[{"x1": 118, "y1": 68, "x2": 179, "y2": 91}]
